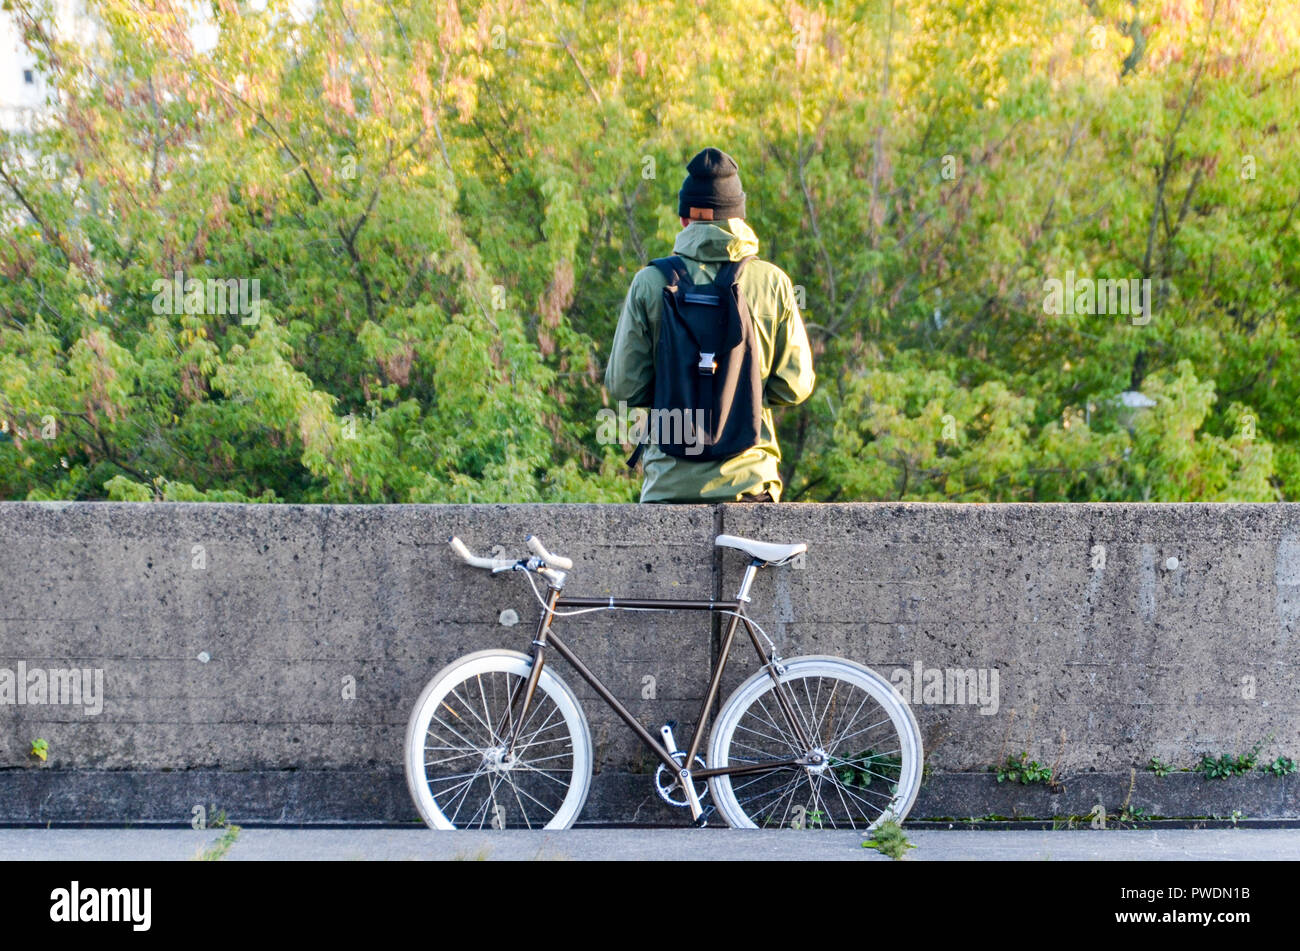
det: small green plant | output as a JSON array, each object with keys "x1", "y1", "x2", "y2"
[
  {"x1": 1117, "y1": 803, "x2": 1149, "y2": 826},
  {"x1": 835, "y1": 750, "x2": 903, "y2": 791},
  {"x1": 29, "y1": 739, "x2": 48, "y2": 762},
  {"x1": 1262, "y1": 756, "x2": 1297, "y2": 777},
  {"x1": 995, "y1": 752, "x2": 1053, "y2": 785},
  {"x1": 1200, "y1": 754, "x2": 1238, "y2": 779},
  {"x1": 1147, "y1": 756, "x2": 1174, "y2": 777},
  {"x1": 1230, "y1": 810, "x2": 1246, "y2": 826},
  {"x1": 1199, "y1": 740, "x2": 1263, "y2": 780},
  {"x1": 196, "y1": 825, "x2": 241, "y2": 862},
  {"x1": 862, "y1": 820, "x2": 915, "y2": 860}
]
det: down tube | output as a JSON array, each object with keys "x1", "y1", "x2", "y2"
[{"x1": 541, "y1": 629, "x2": 683, "y2": 775}]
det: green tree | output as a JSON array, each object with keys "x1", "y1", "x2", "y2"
[{"x1": 1, "y1": 0, "x2": 1295, "y2": 504}]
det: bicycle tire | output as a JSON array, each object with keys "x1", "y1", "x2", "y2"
[
  {"x1": 707, "y1": 655, "x2": 923, "y2": 831},
  {"x1": 404, "y1": 649, "x2": 593, "y2": 830}
]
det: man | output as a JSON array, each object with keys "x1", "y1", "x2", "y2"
[{"x1": 605, "y1": 147, "x2": 816, "y2": 503}]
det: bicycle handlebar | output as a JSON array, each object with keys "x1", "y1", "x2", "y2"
[
  {"x1": 448, "y1": 536, "x2": 517, "y2": 571},
  {"x1": 448, "y1": 535, "x2": 572, "y2": 572},
  {"x1": 526, "y1": 535, "x2": 573, "y2": 570}
]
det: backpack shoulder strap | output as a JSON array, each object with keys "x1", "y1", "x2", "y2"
[
  {"x1": 627, "y1": 257, "x2": 689, "y2": 471},
  {"x1": 649, "y1": 256, "x2": 690, "y2": 289},
  {"x1": 713, "y1": 254, "x2": 756, "y2": 287}
]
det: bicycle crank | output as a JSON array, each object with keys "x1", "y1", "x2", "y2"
[
  {"x1": 653, "y1": 722, "x2": 708, "y2": 808},
  {"x1": 654, "y1": 752, "x2": 708, "y2": 807}
]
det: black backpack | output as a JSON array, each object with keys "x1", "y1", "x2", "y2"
[{"x1": 626, "y1": 254, "x2": 763, "y2": 467}]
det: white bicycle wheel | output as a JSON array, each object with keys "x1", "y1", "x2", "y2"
[
  {"x1": 404, "y1": 649, "x2": 593, "y2": 830},
  {"x1": 707, "y1": 655, "x2": 923, "y2": 831}
]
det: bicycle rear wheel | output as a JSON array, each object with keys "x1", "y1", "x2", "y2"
[
  {"x1": 404, "y1": 649, "x2": 593, "y2": 829},
  {"x1": 707, "y1": 655, "x2": 923, "y2": 831}
]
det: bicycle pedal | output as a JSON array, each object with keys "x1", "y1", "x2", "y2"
[{"x1": 693, "y1": 805, "x2": 715, "y2": 828}]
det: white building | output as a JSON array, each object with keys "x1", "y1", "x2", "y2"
[
  {"x1": 0, "y1": 1, "x2": 99, "y2": 132},
  {"x1": 1, "y1": 2, "x2": 319, "y2": 133}
]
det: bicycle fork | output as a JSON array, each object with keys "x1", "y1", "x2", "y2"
[{"x1": 494, "y1": 586, "x2": 560, "y2": 755}]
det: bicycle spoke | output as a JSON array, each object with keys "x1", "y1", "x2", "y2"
[
  {"x1": 511, "y1": 761, "x2": 574, "y2": 788},
  {"x1": 728, "y1": 738, "x2": 790, "y2": 757},
  {"x1": 423, "y1": 768, "x2": 490, "y2": 786},
  {"x1": 423, "y1": 749, "x2": 480, "y2": 769},
  {"x1": 515, "y1": 679, "x2": 559, "y2": 737},
  {"x1": 505, "y1": 772, "x2": 533, "y2": 829},
  {"x1": 467, "y1": 773, "x2": 507, "y2": 829},
  {"x1": 752, "y1": 694, "x2": 803, "y2": 755},
  {"x1": 448, "y1": 684, "x2": 499, "y2": 746},
  {"x1": 737, "y1": 771, "x2": 805, "y2": 825},
  {"x1": 446, "y1": 767, "x2": 491, "y2": 825},
  {"x1": 710, "y1": 661, "x2": 919, "y2": 832},
  {"x1": 765, "y1": 775, "x2": 810, "y2": 828},
  {"x1": 521, "y1": 751, "x2": 576, "y2": 767},
  {"x1": 824, "y1": 773, "x2": 860, "y2": 829},
  {"x1": 728, "y1": 765, "x2": 797, "y2": 795},
  {"x1": 406, "y1": 652, "x2": 592, "y2": 830},
  {"x1": 512, "y1": 706, "x2": 565, "y2": 752},
  {"x1": 476, "y1": 674, "x2": 496, "y2": 743},
  {"x1": 428, "y1": 713, "x2": 490, "y2": 758},
  {"x1": 733, "y1": 720, "x2": 797, "y2": 749},
  {"x1": 829, "y1": 714, "x2": 898, "y2": 750},
  {"x1": 776, "y1": 680, "x2": 817, "y2": 749},
  {"x1": 500, "y1": 771, "x2": 565, "y2": 817},
  {"x1": 827, "y1": 768, "x2": 897, "y2": 805}
]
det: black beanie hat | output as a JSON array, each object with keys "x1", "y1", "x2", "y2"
[{"x1": 678, "y1": 147, "x2": 746, "y2": 221}]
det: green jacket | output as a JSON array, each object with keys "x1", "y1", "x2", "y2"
[{"x1": 604, "y1": 219, "x2": 816, "y2": 502}]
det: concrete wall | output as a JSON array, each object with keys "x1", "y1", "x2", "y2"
[{"x1": 1, "y1": 502, "x2": 1298, "y2": 824}]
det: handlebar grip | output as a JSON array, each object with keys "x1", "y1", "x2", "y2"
[
  {"x1": 526, "y1": 535, "x2": 573, "y2": 570},
  {"x1": 449, "y1": 536, "x2": 515, "y2": 571}
]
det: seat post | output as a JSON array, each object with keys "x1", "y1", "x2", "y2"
[{"x1": 735, "y1": 560, "x2": 761, "y2": 602}]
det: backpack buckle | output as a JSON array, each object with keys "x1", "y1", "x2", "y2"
[{"x1": 697, "y1": 352, "x2": 716, "y2": 375}]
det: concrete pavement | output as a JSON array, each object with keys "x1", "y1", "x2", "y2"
[{"x1": 2, "y1": 827, "x2": 1298, "y2": 861}]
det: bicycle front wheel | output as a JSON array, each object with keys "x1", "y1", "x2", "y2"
[
  {"x1": 707, "y1": 655, "x2": 923, "y2": 831},
  {"x1": 404, "y1": 649, "x2": 593, "y2": 829}
]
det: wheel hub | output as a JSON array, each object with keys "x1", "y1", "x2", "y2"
[
  {"x1": 483, "y1": 746, "x2": 517, "y2": 773},
  {"x1": 803, "y1": 747, "x2": 830, "y2": 776}
]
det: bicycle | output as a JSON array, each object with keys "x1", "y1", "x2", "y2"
[{"x1": 404, "y1": 532, "x2": 923, "y2": 830}]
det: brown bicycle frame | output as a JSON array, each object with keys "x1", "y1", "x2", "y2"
[{"x1": 496, "y1": 564, "x2": 816, "y2": 784}]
